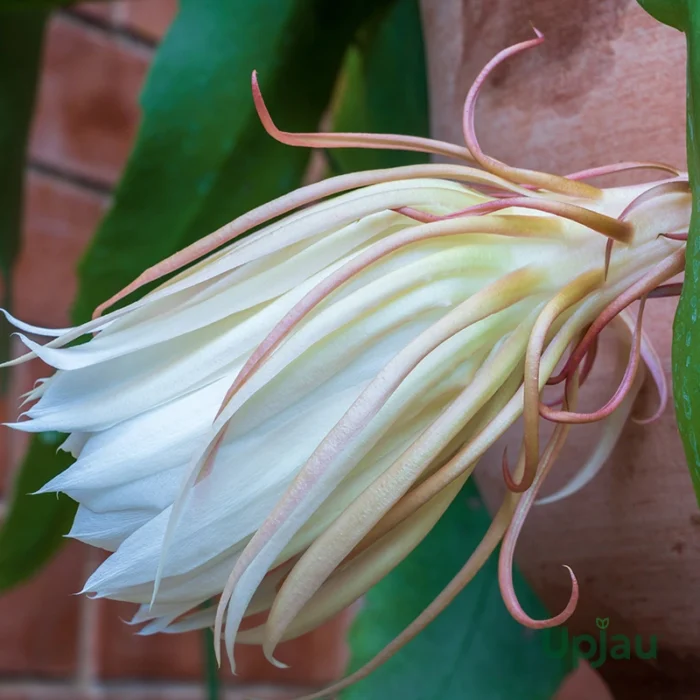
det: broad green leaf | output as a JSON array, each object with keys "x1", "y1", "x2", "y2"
[
  {"x1": 0, "y1": 0, "x2": 393, "y2": 589},
  {"x1": 72, "y1": 0, "x2": 394, "y2": 322},
  {"x1": 342, "y1": 482, "x2": 573, "y2": 700},
  {"x1": 329, "y1": 0, "x2": 429, "y2": 174},
  {"x1": 672, "y1": 3, "x2": 700, "y2": 505},
  {"x1": 637, "y1": 0, "x2": 687, "y2": 31},
  {"x1": 640, "y1": 0, "x2": 700, "y2": 505},
  {"x1": 0, "y1": 9, "x2": 47, "y2": 380},
  {"x1": 0, "y1": 433, "x2": 76, "y2": 589}
]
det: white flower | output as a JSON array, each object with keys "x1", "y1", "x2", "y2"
[{"x1": 2, "y1": 29, "x2": 690, "y2": 698}]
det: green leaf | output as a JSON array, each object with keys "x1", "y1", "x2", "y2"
[
  {"x1": 660, "y1": 1, "x2": 700, "y2": 505},
  {"x1": 329, "y1": 0, "x2": 429, "y2": 174},
  {"x1": 0, "y1": 8, "x2": 47, "y2": 381},
  {"x1": 0, "y1": 0, "x2": 393, "y2": 589},
  {"x1": 637, "y1": 0, "x2": 687, "y2": 31},
  {"x1": 72, "y1": 0, "x2": 393, "y2": 322},
  {"x1": 0, "y1": 433, "x2": 76, "y2": 589},
  {"x1": 342, "y1": 482, "x2": 573, "y2": 700}
]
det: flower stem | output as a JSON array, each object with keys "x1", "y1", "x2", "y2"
[{"x1": 202, "y1": 601, "x2": 220, "y2": 700}]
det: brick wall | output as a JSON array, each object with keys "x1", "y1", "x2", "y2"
[{"x1": 0, "y1": 2, "x2": 350, "y2": 697}]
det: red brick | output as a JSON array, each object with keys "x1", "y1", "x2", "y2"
[
  {"x1": 119, "y1": 0, "x2": 178, "y2": 41},
  {"x1": 74, "y1": 2, "x2": 116, "y2": 23},
  {"x1": 99, "y1": 600, "x2": 203, "y2": 681},
  {"x1": 73, "y1": 1, "x2": 178, "y2": 42},
  {"x1": 29, "y1": 16, "x2": 150, "y2": 185},
  {"x1": 0, "y1": 687, "x2": 90, "y2": 700},
  {"x1": 0, "y1": 542, "x2": 85, "y2": 678},
  {"x1": 13, "y1": 172, "x2": 107, "y2": 328},
  {"x1": 0, "y1": 395, "x2": 8, "y2": 496},
  {"x1": 99, "y1": 600, "x2": 349, "y2": 686},
  {"x1": 224, "y1": 688, "x2": 317, "y2": 700},
  {"x1": 228, "y1": 611, "x2": 351, "y2": 686},
  {"x1": 100, "y1": 690, "x2": 202, "y2": 700},
  {"x1": 555, "y1": 663, "x2": 613, "y2": 700}
]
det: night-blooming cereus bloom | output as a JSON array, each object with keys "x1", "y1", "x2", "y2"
[{"x1": 2, "y1": 30, "x2": 691, "y2": 698}]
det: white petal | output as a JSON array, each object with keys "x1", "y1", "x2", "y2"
[
  {"x1": 70, "y1": 505, "x2": 153, "y2": 551},
  {"x1": 59, "y1": 432, "x2": 90, "y2": 458},
  {"x1": 65, "y1": 463, "x2": 187, "y2": 515},
  {"x1": 82, "y1": 380, "x2": 372, "y2": 592},
  {"x1": 40, "y1": 378, "x2": 229, "y2": 492},
  {"x1": 0, "y1": 308, "x2": 74, "y2": 337}
]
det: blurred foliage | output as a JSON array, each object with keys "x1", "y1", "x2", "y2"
[
  {"x1": 638, "y1": 0, "x2": 687, "y2": 31},
  {"x1": 0, "y1": 433, "x2": 76, "y2": 589},
  {"x1": 329, "y1": 0, "x2": 429, "y2": 174},
  {"x1": 0, "y1": 9, "x2": 47, "y2": 383}
]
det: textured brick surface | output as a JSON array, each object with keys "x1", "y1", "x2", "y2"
[
  {"x1": 100, "y1": 600, "x2": 350, "y2": 686},
  {"x1": 556, "y1": 664, "x2": 613, "y2": 700},
  {"x1": 13, "y1": 173, "x2": 107, "y2": 327},
  {"x1": 99, "y1": 601, "x2": 204, "y2": 682},
  {"x1": 74, "y1": 1, "x2": 114, "y2": 23},
  {"x1": 74, "y1": 0, "x2": 178, "y2": 41},
  {"x1": 0, "y1": 542, "x2": 85, "y2": 678},
  {"x1": 120, "y1": 0, "x2": 178, "y2": 41},
  {"x1": 29, "y1": 15, "x2": 149, "y2": 186},
  {"x1": 0, "y1": 398, "x2": 8, "y2": 497},
  {"x1": 226, "y1": 612, "x2": 351, "y2": 686}
]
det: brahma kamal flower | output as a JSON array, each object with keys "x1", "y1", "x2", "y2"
[{"x1": 1, "y1": 30, "x2": 692, "y2": 697}]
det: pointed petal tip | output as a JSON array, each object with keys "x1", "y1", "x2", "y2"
[
  {"x1": 226, "y1": 643, "x2": 235, "y2": 676},
  {"x1": 29, "y1": 483, "x2": 53, "y2": 496},
  {"x1": 263, "y1": 644, "x2": 289, "y2": 670},
  {"x1": 2, "y1": 416, "x2": 42, "y2": 433},
  {"x1": 0, "y1": 308, "x2": 74, "y2": 337}
]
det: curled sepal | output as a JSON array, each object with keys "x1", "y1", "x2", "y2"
[
  {"x1": 540, "y1": 298, "x2": 647, "y2": 424},
  {"x1": 251, "y1": 70, "x2": 475, "y2": 163},
  {"x1": 396, "y1": 196, "x2": 633, "y2": 244},
  {"x1": 565, "y1": 161, "x2": 681, "y2": 181},
  {"x1": 461, "y1": 28, "x2": 601, "y2": 199},
  {"x1": 499, "y1": 375, "x2": 581, "y2": 628},
  {"x1": 508, "y1": 269, "x2": 603, "y2": 492},
  {"x1": 552, "y1": 248, "x2": 686, "y2": 388},
  {"x1": 536, "y1": 315, "x2": 646, "y2": 505}
]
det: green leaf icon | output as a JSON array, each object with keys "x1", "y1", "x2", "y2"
[{"x1": 596, "y1": 618, "x2": 610, "y2": 630}]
